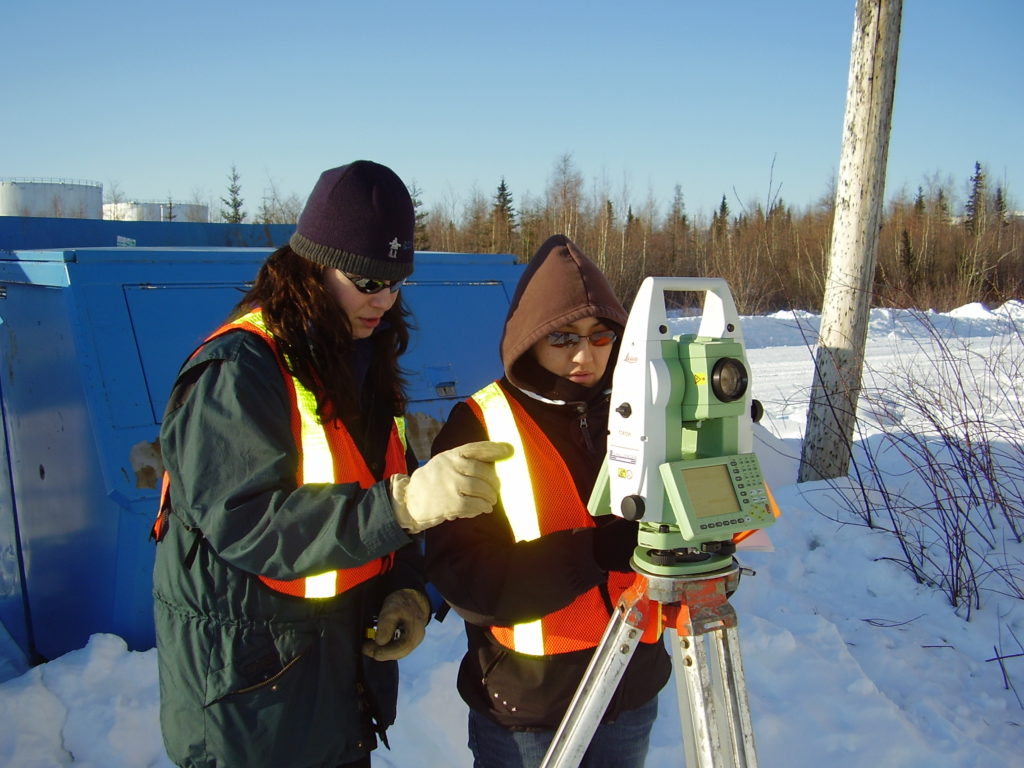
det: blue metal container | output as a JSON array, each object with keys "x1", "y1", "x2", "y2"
[
  {"x1": 0, "y1": 214, "x2": 293, "y2": 251},
  {"x1": 0, "y1": 246, "x2": 524, "y2": 662}
]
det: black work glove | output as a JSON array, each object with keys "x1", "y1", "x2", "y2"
[
  {"x1": 362, "y1": 589, "x2": 430, "y2": 661},
  {"x1": 592, "y1": 517, "x2": 639, "y2": 573}
]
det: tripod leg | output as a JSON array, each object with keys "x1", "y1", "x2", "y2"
[
  {"x1": 672, "y1": 626, "x2": 758, "y2": 768},
  {"x1": 672, "y1": 629, "x2": 721, "y2": 767},
  {"x1": 715, "y1": 626, "x2": 758, "y2": 768},
  {"x1": 539, "y1": 600, "x2": 646, "y2": 768}
]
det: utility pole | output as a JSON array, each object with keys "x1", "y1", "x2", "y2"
[{"x1": 799, "y1": 0, "x2": 903, "y2": 482}]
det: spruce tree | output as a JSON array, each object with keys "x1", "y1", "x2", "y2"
[
  {"x1": 965, "y1": 161, "x2": 985, "y2": 235},
  {"x1": 408, "y1": 182, "x2": 430, "y2": 251},
  {"x1": 220, "y1": 165, "x2": 246, "y2": 223},
  {"x1": 899, "y1": 228, "x2": 915, "y2": 275},
  {"x1": 491, "y1": 178, "x2": 516, "y2": 253},
  {"x1": 913, "y1": 186, "x2": 926, "y2": 217},
  {"x1": 993, "y1": 185, "x2": 1008, "y2": 226},
  {"x1": 712, "y1": 195, "x2": 730, "y2": 241},
  {"x1": 935, "y1": 188, "x2": 951, "y2": 224}
]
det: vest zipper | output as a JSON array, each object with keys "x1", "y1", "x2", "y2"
[{"x1": 577, "y1": 405, "x2": 594, "y2": 454}]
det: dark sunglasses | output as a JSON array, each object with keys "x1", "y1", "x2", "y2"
[
  {"x1": 546, "y1": 329, "x2": 618, "y2": 349},
  {"x1": 342, "y1": 272, "x2": 405, "y2": 295}
]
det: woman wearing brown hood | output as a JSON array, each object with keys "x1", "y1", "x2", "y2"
[{"x1": 424, "y1": 235, "x2": 671, "y2": 767}]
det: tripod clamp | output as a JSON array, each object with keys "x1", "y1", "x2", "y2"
[
  {"x1": 540, "y1": 562, "x2": 757, "y2": 768},
  {"x1": 644, "y1": 561, "x2": 740, "y2": 636}
]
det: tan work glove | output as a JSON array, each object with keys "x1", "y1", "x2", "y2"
[
  {"x1": 389, "y1": 441, "x2": 514, "y2": 534},
  {"x1": 362, "y1": 588, "x2": 431, "y2": 661}
]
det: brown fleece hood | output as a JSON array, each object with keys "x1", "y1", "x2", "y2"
[{"x1": 500, "y1": 235, "x2": 628, "y2": 399}]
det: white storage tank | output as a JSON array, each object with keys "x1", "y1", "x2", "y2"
[
  {"x1": 104, "y1": 201, "x2": 209, "y2": 223},
  {"x1": 0, "y1": 178, "x2": 103, "y2": 219}
]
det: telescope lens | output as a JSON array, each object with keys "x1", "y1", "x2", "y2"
[{"x1": 711, "y1": 358, "x2": 748, "y2": 402}]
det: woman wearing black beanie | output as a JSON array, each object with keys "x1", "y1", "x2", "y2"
[{"x1": 152, "y1": 161, "x2": 511, "y2": 768}]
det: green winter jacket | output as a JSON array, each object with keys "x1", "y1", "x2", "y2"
[{"x1": 154, "y1": 329, "x2": 424, "y2": 768}]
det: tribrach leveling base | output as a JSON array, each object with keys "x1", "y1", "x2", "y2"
[{"x1": 540, "y1": 278, "x2": 779, "y2": 768}]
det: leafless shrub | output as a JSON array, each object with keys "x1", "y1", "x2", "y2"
[{"x1": 828, "y1": 309, "x2": 1024, "y2": 619}]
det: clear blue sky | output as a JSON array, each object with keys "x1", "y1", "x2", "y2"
[{"x1": 4, "y1": 0, "x2": 1021, "y2": 220}]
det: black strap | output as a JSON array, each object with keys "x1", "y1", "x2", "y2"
[
  {"x1": 183, "y1": 529, "x2": 204, "y2": 569},
  {"x1": 353, "y1": 590, "x2": 392, "y2": 750}
]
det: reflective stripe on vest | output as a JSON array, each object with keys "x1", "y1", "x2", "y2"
[
  {"x1": 154, "y1": 308, "x2": 404, "y2": 599},
  {"x1": 470, "y1": 381, "x2": 636, "y2": 656},
  {"x1": 471, "y1": 383, "x2": 544, "y2": 653}
]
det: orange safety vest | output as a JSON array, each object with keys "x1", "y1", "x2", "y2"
[
  {"x1": 152, "y1": 308, "x2": 406, "y2": 599},
  {"x1": 469, "y1": 381, "x2": 643, "y2": 656}
]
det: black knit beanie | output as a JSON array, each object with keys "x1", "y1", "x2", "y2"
[{"x1": 289, "y1": 160, "x2": 415, "y2": 281}]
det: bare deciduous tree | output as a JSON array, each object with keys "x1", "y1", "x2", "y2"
[{"x1": 800, "y1": 0, "x2": 903, "y2": 482}]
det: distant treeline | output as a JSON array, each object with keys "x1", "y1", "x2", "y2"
[{"x1": 407, "y1": 156, "x2": 1021, "y2": 314}]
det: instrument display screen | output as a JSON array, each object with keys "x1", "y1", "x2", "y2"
[
  {"x1": 681, "y1": 464, "x2": 741, "y2": 518},
  {"x1": 659, "y1": 454, "x2": 774, "y2": 541}
]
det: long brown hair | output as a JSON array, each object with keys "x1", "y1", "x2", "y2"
[{"x1": 233, "y1": 246, "x2": 411, "y2": 429}]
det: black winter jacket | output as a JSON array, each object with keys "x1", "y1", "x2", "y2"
[{"x1": 154, "y1": 329, "x2": 425, "y2": 768}]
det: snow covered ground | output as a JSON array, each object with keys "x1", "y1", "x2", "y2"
[{"x1": 1, "y1": 301, "x2": 1022, "y2": 767}]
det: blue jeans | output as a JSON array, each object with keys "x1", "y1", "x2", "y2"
[{"x1": 467, "y1": 696, "x2": 658, "y2": 768}]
